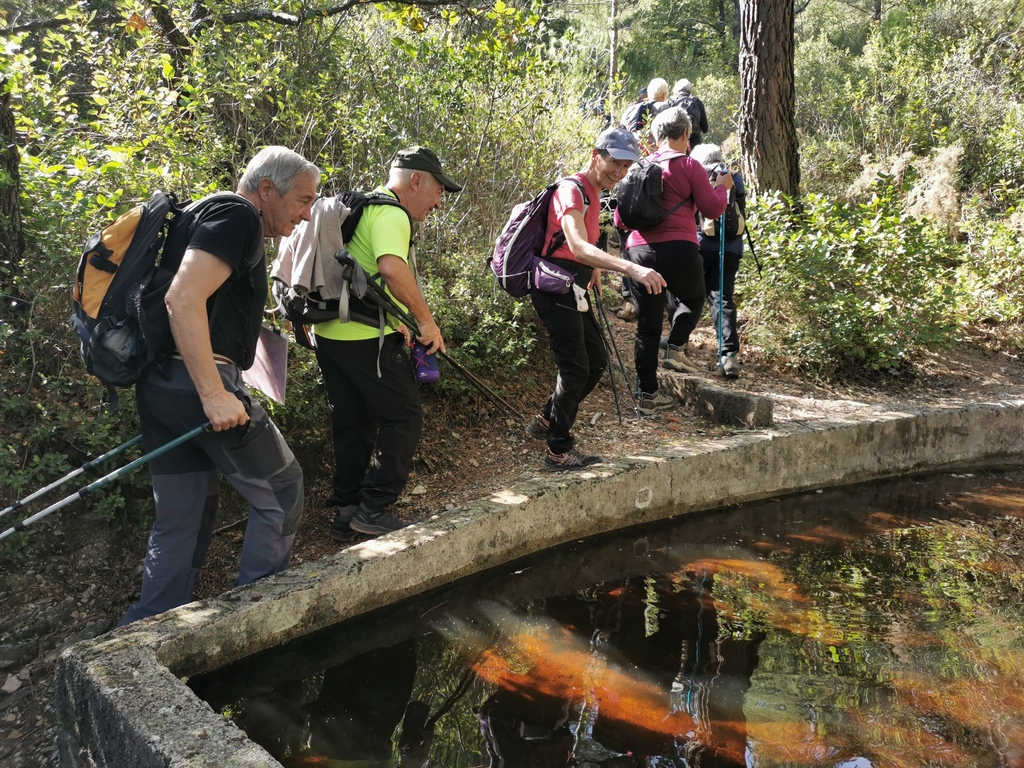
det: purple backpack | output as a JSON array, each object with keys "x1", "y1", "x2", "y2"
[{"x1": 489, "y1": 178, "x2": 588, "y2": 298}]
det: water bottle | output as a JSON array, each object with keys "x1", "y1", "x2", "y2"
[{"x1": 410, "y1": 341, "x2": 440, "y2": 384}]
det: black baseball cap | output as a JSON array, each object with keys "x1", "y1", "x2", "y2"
[{"x1": 391, "y1": 146, "x2": 462, "y2": 192}]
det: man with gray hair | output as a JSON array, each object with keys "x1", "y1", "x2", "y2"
[
  {"x1": 313, "y1": 146, "x2": 461, "y2": 539},
  {"x1": 120, "y1": 145, "x2": 319, "y2": 625},
  {"x1": 668, "y1": 78, "x2": 709, "y2": 148}
]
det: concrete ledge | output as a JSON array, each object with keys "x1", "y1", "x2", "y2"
[
  {"x1": 658, "y1": 373, "x2": 774, "y2": 428},
  {"x1": 57, "y1": 401, "x2": 1024, "y2": 766}
]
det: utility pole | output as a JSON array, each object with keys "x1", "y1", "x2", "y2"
[{"x1": 609, "y1": 0, "x2": 618, "y2": 122}]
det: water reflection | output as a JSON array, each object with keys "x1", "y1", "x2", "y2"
[{"x1": 190, "y1": 470, "x2": 1024, "y2": 767}]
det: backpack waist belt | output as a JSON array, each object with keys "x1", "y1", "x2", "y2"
[{"x1": 171, "y1": 353, "x2": 238, "y2": 366}]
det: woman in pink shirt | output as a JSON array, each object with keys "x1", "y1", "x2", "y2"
[
  {"x1": 528, "y1": 127, "x2": 667, "y2": 472},
  {"x1": 614, "y1": 107, "x2": 732, "y2": 405}
]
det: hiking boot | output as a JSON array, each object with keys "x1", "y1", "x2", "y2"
[
  {"x1": 637, "y1": 390, "x2": 676, "y2": 415},
  {"x1": 663, "y1": 344, "x2": 701, "y2": 373},
  {"x1": 615, "y1": 302, "x2": 637, "y2": 321},
  {"x1": 328, "y1": 504, "x2": 358, "y2": 542},
  {"x1": 527, "y1": 414, "x2": 550, "y2": 440},
  {"x1": 720, "y1": 352, "x2": 740, "y2": 379},
  {"x1": 350, "y1": 504, "x2": 411, "y2": 536},
  {"x1": 543, "y1": 447, "x2": 603, "y2": 472}
]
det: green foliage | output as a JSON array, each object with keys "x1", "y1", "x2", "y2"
[
  {"x1": 0, "y1": 0, "x2": 608, "y2": 527},
  {"x1": 741, "y1": 183, "x2": 960, "y2": 378},
  {"x1": 614, "y1": 0, "x2": 738, "y2": 101},
  {"x1": 794, "y1": 0, "x2": 1024, "y2": 203},
  {"x1": 954, "y1": 216, "x2": 1024, "y2": 346},
  {"x1": 694, "y1": 72, "x2": 741, "y2": 146}
]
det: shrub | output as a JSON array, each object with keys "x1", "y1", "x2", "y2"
[
  {"x1": 955, "y1": 216, "x2": 1024, "y2": 347},
  {"x1": 741, "y1": 183, "x2": 960, "y2": 379}
]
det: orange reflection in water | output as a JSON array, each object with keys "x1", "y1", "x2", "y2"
[
  {"x1": 674, "y1": 558, "x2": 846, "y2": 646},
  {"x1": 469, "y1": 615, "x2": 747, "y2": 764}
]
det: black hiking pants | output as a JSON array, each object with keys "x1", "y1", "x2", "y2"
[
  {"x1": 531, "y1": 287, "x2": 607, "y2": 454},
  {"x1": 626, "y1": 239, "x2": 705, "y2": 393},
  {"x1": 314, "y1": 333, "x2": 423, "y2": 512}
]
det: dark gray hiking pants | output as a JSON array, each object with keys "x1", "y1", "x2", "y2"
[{"x1": 119, "y1": 359, "x2": 303, "y2": 625}]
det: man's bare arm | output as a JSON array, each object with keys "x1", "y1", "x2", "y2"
[
  {"x1": 165, "y1": 248, "x2": 248, "y2": 431},
  {"x1": 377, "y1": 254, "x2": 445, "y2": 354}
]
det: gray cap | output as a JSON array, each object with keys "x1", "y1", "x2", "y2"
[{"x1": 595, "y1": 127, "x2": 640, "y2": 163}]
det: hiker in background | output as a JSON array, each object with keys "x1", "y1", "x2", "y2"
[
  {"x1": 691, "y1": 143, "x2": 746, "y2": 379},
  {"x1": 619, "y1": 85, "x2": 649, "y2": 135},
  {"x1": 313, "y1": 146, "x2": 461, "y2": 539},
  {"x1": 622, "y1": 78, "x2": 669, "y2": 155},
  {"x1": 528, "y1": 127, "x2": 667, "y2": 471},
  {"x1": 614, "y1": 108, "x2": 730, "y2": 405},
  {"x1": 120, "y1": 147, "x2": 319, "y2": 625},
  {"x1": 647, "y1": 77, "x2": 670, "y2": 113},
  {"x1": 640, "y1": 77, "x2": 671, "y2": 153},
  {"x1": 667, "y1": 78, "x2": 709, "y2": 149}
]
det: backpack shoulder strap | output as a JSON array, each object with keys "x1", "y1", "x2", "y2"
[
  {"x1": 364, "y1": 191, "x2": 413, "y2": 222},
  {"x1": 654, "y1": 152, "x2": 692, "y2": 218},
  {"x1": 343, "y1": 190, "x2": 414, "y2": 247},
  {"x1": 182, "y1": 192, "x2": 264, "y2": 271}
]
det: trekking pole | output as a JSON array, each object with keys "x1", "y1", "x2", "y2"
[
  {"x1": 593, "y1": 287, "x2": 640, "y2": 418},
  {"x1": 591, "y1": 288, "x2": 624, "y2": 425},
  {"x1": 1, "y1": 435, "x2": 144, "y2": 520},
  {"x1": 346, "y1": 259, "x2": 521, "y2": 418},
  {"x1": 594, "y1": 286, "x2": 638, "y2": 415},
  {"x1": 594, "y1": 287, "x2": 638, "y2": 409},
  {"x1": 745, "y1": 227, "x2": 762, "y2": 276},
  {"x1": 0, "y1": 422, "x2": 210, "y2": 544},
  {"x1": 717, "y1": 212, "x2": 726, "y2": 374}
]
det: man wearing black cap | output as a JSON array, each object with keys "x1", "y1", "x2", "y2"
[{"x1": 313, "y1": 146, "x2": 461, "y2": 538}]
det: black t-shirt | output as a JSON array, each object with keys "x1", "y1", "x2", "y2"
[{"x1": 162, "y1": 195, "x2": 265, "y2": 368}]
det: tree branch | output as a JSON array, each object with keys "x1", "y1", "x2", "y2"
[
  {"x1": 4, "y1": 14, "x2": 122, "y2": 35},
  {"x1": 5, "y1": 0, "x2": 469, "y2": 35}
]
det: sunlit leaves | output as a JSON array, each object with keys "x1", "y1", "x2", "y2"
[{"x1": 741, "y1": 184, "x2": 961, "y2": 377}]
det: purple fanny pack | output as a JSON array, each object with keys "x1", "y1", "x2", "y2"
[{"x1": 532, "y1": 258, "x2": 573, "y2": 294}]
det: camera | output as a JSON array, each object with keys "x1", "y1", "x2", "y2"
[{"x1": 712, "y1": 162, "x2": 729, "y2": 181}]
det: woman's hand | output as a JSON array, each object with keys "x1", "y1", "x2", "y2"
[{"x1": 627, "y1": 263, "x2": 667, "y2": 295}]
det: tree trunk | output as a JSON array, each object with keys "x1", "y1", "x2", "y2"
[
  {"x1": 0, "y1": 79, "x2": 25, "y2": 297},
  {"x1": 738, "y1": 0, "x2": 800, "y2": 196}
]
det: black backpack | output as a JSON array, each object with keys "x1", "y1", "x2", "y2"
[
  {"x1": 621, "y1": 100, "x2": 653, "y2": 133},
  {"x1": 615, "y1": 152, "x2": 687, "y2": 231},
  {"x1": 70, "y1": 191, "x2": 259, "y2": 409},
  {"x1": 670, "y1": 94, "x2": 703, "y2": 134}
]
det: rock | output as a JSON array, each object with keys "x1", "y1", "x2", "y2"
[
  {"x1": 3, "y1": 674, "x2": 23, "y2": 694},
  {"x1": 410, "y1": 485, "x2": 427, "y2": 495},
  {"x1": 0, "y1": 643, "x2": 37, "y2": 673}
]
